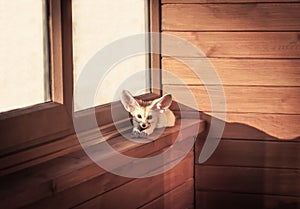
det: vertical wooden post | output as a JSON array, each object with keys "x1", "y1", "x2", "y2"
[{"x1": 149, "y1": 0, "x2": 162, "y2": 96}]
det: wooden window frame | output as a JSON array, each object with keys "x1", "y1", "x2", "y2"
[
  {"x1": 74, "y1": 0, "x2": 162, "y2": 130},
  {"x1": 0, "y1": 0, "x2": 73, "y2": 154},
  {"x1": 149, "y1": 0, "x2": 162, "y2": 95},
  {"x1": 0, "y1": 0, "x2": 161, "y2": 155}
]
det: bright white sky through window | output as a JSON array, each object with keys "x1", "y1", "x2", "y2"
[
  {"x1": 72, "y1": 0, "x2": 149, "y2": 111},
  {"x1": 0, "y1": 0, "x2": 50, "y2": 113}
]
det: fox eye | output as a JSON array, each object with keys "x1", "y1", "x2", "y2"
[
  {"x1": 147, "y1": 115, "x2": 152, "y2": 120},
  {"x1": 137, "y1": 114, "x2": 142, "y2": 119}
]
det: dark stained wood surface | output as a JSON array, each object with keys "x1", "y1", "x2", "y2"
[
  {"x1": 196, "y1": 138, "x2": 300, "y2": 169},
  {"x1": 73, "y1": 153, "x2": 194, "y2": 209},
  {"x1": 0, "y1": 119, "x2": 204, "y2": 209},
  {"x1": 196, "y1": 191, "x2": 300, "y2": 209},
  {"x1": 196, "y1": 165, "x2": 300, "y2": 196},
  {"x1": 140, "y1": 179, "x2": 194, "y2": 209}
]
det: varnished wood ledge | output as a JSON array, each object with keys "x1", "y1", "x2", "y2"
[
  {"x1": 0, "y1": 116, "x2": 205, "y2": 209},
  {"x1": 0, "y1": 93, "x2": 202, "y2": 176}
]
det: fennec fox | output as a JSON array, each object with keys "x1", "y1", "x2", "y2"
[{"x1": 121, "y1": 90, "x2": 176, "y2": 138}]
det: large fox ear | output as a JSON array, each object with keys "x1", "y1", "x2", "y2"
[
  {"x1": 150, "y1": 94, "x2": 173, "y2": 110},
  {"x1": 120, "y1": 90, "x2": 139, "y2": 112}
]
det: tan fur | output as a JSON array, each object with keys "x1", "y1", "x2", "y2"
[{"x1": 121, "y1": 90, "x2": 176, "y2": 138}]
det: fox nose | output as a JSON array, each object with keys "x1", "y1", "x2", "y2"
[{"x1": 141, "y1": 123, "x2": 147, "y2": 128}]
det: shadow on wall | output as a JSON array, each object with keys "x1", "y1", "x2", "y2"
[
  {"x1": 202, "y1": 113, "x2": 300, "y2": 141},
  {"x1": 195, "y1": 112, "x2": 300, "y2": 209}
]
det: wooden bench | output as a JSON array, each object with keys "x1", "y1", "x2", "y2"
[{"x1": 0, "y1": 114, "x2": 205, "y2": 209}]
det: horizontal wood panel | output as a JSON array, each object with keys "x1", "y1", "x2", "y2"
[
  {"x1": 162, "y1": 58, "x2": 300, "y2": 86},
  {"x1": 0, "y1": 119, "x2": 202, "y2": 176},
  {"x1": 165, "y1": 86, "x2": 300, "y2": 139},
  {"x1": 0, "y1": 95, "x2": 179, "y2": 175},
  {"x1": 23, "y1": 170, "x2": 131, "y2": 209},
  {"x1": 73, "y1": 155, "x2": 194, "y2": 209},
  {"x1": 0, "y1": 103, "x2": 72, "y2": 151},
  {"x1": 162, "y1": 32, "x2": 300, "y2": 58},
  {"x1": 162, "y1": 0, "x2": 300, "y2": 3},
  {"x1": 21, "y1": 152, "x2": 193, "y2": 209},
  {"x1": 0, "y1": 120, "x2": 202, "y2": 209},
  {"x1": 201, "y1": 112, "x2": 300, "y2": 140},
  {"x1": 162, "y1": 3, "x2": 300, "y2": 31},
  {"x1": 140, "y1": 179, "x2": 194, "y2": 209},
  {"x1": 196, "y1": 139, "x2": 300, "y2": 169},
  {"x1": 164, "y1": 85, "x2": 300, "y2": 114},
  {"x1": 196, "y1": 165, "x2": 300, "y2": 196},
  {"x1": 196, "y1": 191, "x2": 300, "y2": 209},
  {"x1": 24, "y1": 153, "x2": 194, "y2": 209}
]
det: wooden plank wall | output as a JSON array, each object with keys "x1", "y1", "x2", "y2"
[{"x1": 161, "y1": 0, "x2": 300, "y2": 208}]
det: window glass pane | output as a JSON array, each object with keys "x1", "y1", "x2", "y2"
[
  {"x1": 0, "y1": 0, "x2": 50, "y2": 113},
  {"x1": 72, "y1": 0, "x2": 149, "y2": 111}
]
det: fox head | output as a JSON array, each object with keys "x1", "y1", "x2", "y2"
[{"x1": 121, "y1": 90, "x2": 173, "y2": 130}]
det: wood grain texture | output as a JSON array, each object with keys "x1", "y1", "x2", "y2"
[
  {"x1": 22, "y1": 171, "x2": 130, "y2": 209},
  {"x1": 162, "y1": 58, "x2": 300, "y2": 86},
  {"x1": 22, "y1": 153, "x2": 194, "y2": 209},
  {"x1": 0, "y1": 103, "x2": 72, "y2": 151},
  {"x1": 196, "y1": 139, "x2": 300, "y2": 169},
  {"x1": 196, "y1": 165, "x2": 300, "y2": 196},
  {"x1": 162, "y1": 0, "x2": 300, "y2": 3},
  {"x1": 49, "y1": 0, "x2": 63, "y2": 104},
  {"x1": 73, "y1": 155, "x2": 194, "y2": 209},
  {"x1": 0, "y1": 117, "x2": 129, "y2": 175},
  {"x1": 60, "y1": 0, "x2": 74, "y2": 114},
  {"x1": 162, "y1": 3, "x2": 300, "y2": 31},
  {"x1": 165, "y1": 85, "x2": 300, "y2": 139},
  {"x1": 140, "y1": 179, "x2": 194, "y2": 209},
  {"x1": 162, "y1": 1, "x2": 300, "y2": 208},
  {"x1": 196, "y1": 191, "x2": 300, "y2": 209},
  {"x1": 220, "y1": 113, "x2": 300, "y2": 140},
  {"x1": 0, "y1": 0, "x2": 74, "y2": 167},
  {"x1": 162, "y1": 32, "x2": 300, "y2": 58},
  {"x1": 199, "y1": 112, "x2": 300, "y2": 141},
  {"x1": 164, "y1": 85, "x2": 300, "y2": 114},
  {"x1": 182, "y1": 112, "x2": 300, "y2": 140},
  {"x1": 0, "y1": 94, "x2": 165, "y2": 175},
  {"x1": 0, "y1": 119, "x2": 203, "y2": 209}
]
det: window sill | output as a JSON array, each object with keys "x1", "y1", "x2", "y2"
[{"x1": 0, "y1": 117, "x2": 205, "y2": 208}]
